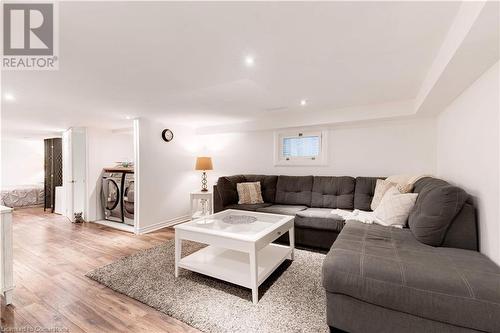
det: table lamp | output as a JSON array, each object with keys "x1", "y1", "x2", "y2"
[{"x1": 195, "y1": 157, "x2": 213, "y2": 192}]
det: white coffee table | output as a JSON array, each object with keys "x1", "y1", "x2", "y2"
[{"x1": 174, "y1": 209, "x2": 294, "y2": 304}]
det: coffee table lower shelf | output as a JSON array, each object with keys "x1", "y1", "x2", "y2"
[{"x1": 177, "y1": 243, "x2": 292, "y2": 302}]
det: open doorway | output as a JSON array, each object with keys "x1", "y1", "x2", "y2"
[
  {"x1": 1, "y1": 137, "x2": 60, "y2": 216},
  {"x1": 85, "y1": 126, "x2": 136, "y2": 232},
  {"x1": 0, "y1": 131, "x2": 87, "y2": 223}
]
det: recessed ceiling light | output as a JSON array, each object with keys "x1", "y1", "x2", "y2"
[
  {"x1": 4, "y1": 93, "x2": 15, "y2": 101},
  {"x1": 125, "y1": 115, "x2": 132, "y2": 120},
  {"x1": 244, "y1": 56, "x2": 255, "y2": 67},
  {"x1": 300, "y1": 99, "x2": 307, "y2": 106}
]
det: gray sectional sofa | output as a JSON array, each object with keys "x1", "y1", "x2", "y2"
[
  {"x1": 213, "y1": 175, "x2": 500, "y2": 333},
  {"x1": 214, "y1": 175, "x2": 358, "y2": 250}
]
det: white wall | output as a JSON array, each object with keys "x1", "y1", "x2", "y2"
[
  {"x1": 197, "y1": 118, "x2": 437, "y2": 187},
  {"x1": 437, "y1": 61, "x2": 499, "y2": 265},
  {"x1": 135, "y1": 118, "x2": 198, "y2": 233},
  {"x1": 1, "y1": 138, "x2": 44, "y2": 187},
  {"x1": 86, "y1": 128, "x2": 134, "y2": 221},
  {"x1": 132, "y1": 117, "x2": 436, "y2": 233}
]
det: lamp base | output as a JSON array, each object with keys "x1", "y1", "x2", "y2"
[{"x1": 201, "y1": 171, "x2": 208, "y2": 192}]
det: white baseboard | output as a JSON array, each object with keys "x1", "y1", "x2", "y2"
[
  {"x1": 93, "y1": 219, "x2": 135, "y2": 233},
  {"x1": 135, "y1": 215, "x2": 190, "y2": 234}
]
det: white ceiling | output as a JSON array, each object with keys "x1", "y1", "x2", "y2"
[{"x1": 2, "y1": 1, "x2": 463, "y2": 137}]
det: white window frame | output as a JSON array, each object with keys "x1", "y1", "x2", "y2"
[{"x1": 274, "y1": 130, "x2": 328, "y2": 166}]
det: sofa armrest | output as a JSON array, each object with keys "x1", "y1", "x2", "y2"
[{"x1": 213, "y1": 184, "x2": 224, "y2": 213}]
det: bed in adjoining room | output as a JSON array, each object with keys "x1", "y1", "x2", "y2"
[{"x1": 0, "y1": 184, "x2": 44, "y2": 209}]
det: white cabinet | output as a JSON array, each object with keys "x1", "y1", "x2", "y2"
[
  {"x1": 0, "y1": 206, "x2": 14, "y2": 305},
  {"x1": 54, "y1": 186, "x2": 65, "y2": 215}
]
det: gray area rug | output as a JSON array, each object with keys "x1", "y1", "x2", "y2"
[{"x1": 86, "y1": 240, "x2": 328, "y2": 333}]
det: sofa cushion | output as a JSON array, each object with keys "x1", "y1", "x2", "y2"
[
  {"x1": 244, "y1": 175, "x2": 278, "y2": 203},
  {"x1": 225, "y1": 203, "x2": 272, "y2": 211},
  {"x1": 274, "y1": 175, "x2": 313, "y2": 206},
  {"x1": 295, "y1": 208, "x2": 345, "y2": 232},
  {"x1": 354, "y1": 177, "x2": 384, "y2": 211},
  {"x1": 409, "y1": 177, "x2": 468, "y2": 246},
  {"x1": 311, "y1": 176, "x2": 355, "y2": 209},
  {"x1": 323, "y1": 221, "x2": 500, "y2": 333},
  {"x1": 256, "y1": 205, "x2": 307, "y2": 215},
  {"x1": 216, "y1": 175, "x2": 246, "y2": 206}
]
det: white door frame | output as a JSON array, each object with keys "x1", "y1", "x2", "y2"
[
  {"x1": 62, "y1": 127, "x2": 88, "y2": 222},
  {"x1": 133, "y1": 119, "x2": 140, "y2": 234}
]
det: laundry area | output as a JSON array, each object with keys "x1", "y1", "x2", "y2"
[{"x1": 86, "y1": 127, "x2": 136, "y2": 232}]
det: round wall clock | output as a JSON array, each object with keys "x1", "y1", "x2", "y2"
[{"x1": 161, "y1": 129, "x2": 174, "y2": 142}]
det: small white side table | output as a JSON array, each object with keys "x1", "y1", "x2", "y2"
[
  {"x1": 190, "y1": 191, "x2": 213, "y2": 219},
  {"x1": 1, "y1": 205, "x2": 14, "y2": 305}
]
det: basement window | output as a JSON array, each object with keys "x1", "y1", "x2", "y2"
[{"x1": 274, "y1": 130, "x2": 327, "y2": 166}]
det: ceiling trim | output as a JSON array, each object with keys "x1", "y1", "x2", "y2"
[{"x1": 196, "y1": 1, "x2": 499, "y2": 134}]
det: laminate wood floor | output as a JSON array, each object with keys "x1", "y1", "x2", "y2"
[{"x1": 0, "y1": 207, "x2": 201, "y2": 333}]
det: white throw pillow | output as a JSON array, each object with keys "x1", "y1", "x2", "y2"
[
  {"x1": 237, "y1": 182, "x2": 264, "y2": 204},
  {"x1": 370, "y1": 179, "x2": 395, "y2": 210},
  {"x1": 374, "y1": 187, "x2": 418, "y2": 228},
  {"x1": 371, "y1": 179, "x2": 414, "y2": 210}
]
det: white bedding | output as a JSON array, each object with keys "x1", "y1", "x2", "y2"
[{"x1": 1, "y1": 185, "x2": 44, "y2": 208}]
